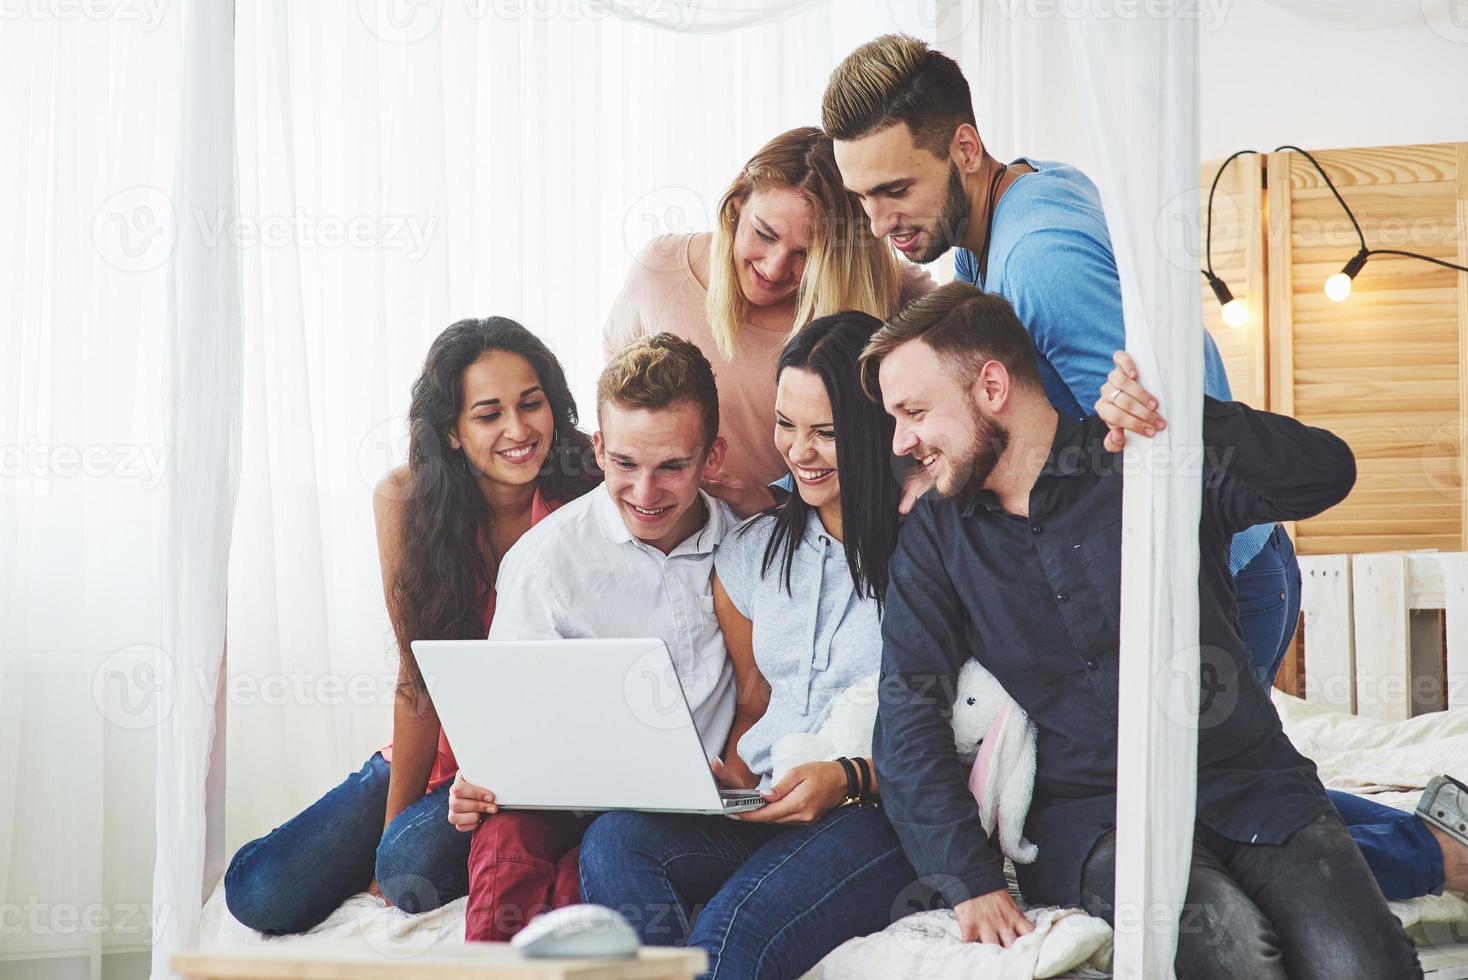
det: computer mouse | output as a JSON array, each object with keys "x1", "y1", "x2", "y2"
[{"x1": 510, "y1": 904, "x2": 640, "y2": 959}]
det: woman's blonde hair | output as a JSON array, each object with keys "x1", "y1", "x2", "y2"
[{"x1": 705, "y1": 126, "x2": 904, "y2": 359}]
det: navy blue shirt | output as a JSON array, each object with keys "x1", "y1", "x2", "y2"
[
  {"x1": 955, "y1": 159, "x2": 1272, "y2": 576},
  {"x1": 873, "y1": 398, "x2": 1354, "y2": 907}
]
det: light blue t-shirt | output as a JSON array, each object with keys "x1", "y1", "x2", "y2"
[
  {"x1": 954, "y1": 159, "x2": 1271, "y2": 574},
  {"x1": 714, "y1": 511, "x2": 882, "y2": 790}
]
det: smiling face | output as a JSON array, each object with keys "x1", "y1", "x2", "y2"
[
  {"x1": 878, "y1": 338, "x2": 1008, "y2": 498},
  {"x1": 731, "y1": 186, "x2": 816, "y2": 307},
  {"x1": 448, "y1": 350, "x2": 554, "y2": 487},
  {"x1": 593, "y1": 399, "x2": 726, "y2": 554},
  {"x1": 834, "y1": 122, "x2": 970, "y2": 265},
  {"x1": 774, "y1": 366, "x2": 841, "y2": 513}
]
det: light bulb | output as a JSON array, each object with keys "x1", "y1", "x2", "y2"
[
  {"x1": 1221, "y1": 298, "x2": 1248, "y2": 329},
  {"x1": 1324, "y1": 272, "x2": 1353, "y2": 302},
  {"x1": 1325, "y1": 250, "x2": 1369, "y2": 303}
]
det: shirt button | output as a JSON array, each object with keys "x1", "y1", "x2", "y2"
[
  {"x1": 1030, "y1": 523, "x2": 1042, "y2": 535},
  {"x1": 1055, "y1": 592, "x2": 1069, "y2": 603},
  {"x1": 1085, "y1": 658, "x2": 1100, "y2": 671}
]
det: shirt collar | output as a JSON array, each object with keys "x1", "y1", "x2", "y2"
[
  {"x1": 960, "y1": 412, "x2": 1093, "y2": 517},
  {"x1": 591, "y1": 484, "x2": 727, "y2": 556},
  {"x1": 672, "y1": 490, "x2": 729, "y2": 557},
  {"x1": 798, "y1": 510, "x2": 844, "y2": 556}
]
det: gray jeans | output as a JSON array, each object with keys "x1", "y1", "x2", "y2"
[{"x1": 1078, "y1": 812, "x2": 1421, "y2": 979}]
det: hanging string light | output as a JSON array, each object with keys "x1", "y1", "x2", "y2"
[
  {"x1": 1203, "y1": 145, "x2": 1468, "y2": 319},
  {"x1": 1202, "y1": 149, "x2": 1258, "y2": 330}
]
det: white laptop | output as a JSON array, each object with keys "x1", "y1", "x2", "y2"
[{"x1": 411, "y1": 638, "x2": 765, "y2": 814}]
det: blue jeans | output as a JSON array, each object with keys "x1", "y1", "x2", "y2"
[
  {"x1": 579, "y1": 804, "x2": 920, "y2": 980},
  {"x1": 1235, "y1": 524, "x2": 1304, "y2": 688},
  {"x1": 223, "y1": 752, "x2": 471, "y2": 934},
  {"x1": 1235, "y1": 524, "x2": 1444, "y2": 899}
]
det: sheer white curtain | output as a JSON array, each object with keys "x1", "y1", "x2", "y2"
[
  {"x1": 1068, "y1": 12, "x2": 1202, "y2": 978},
  {"x1": 947, "y1": 5, "x2": 1095, "y2": 176},
  {"x1": 0, "y1": 5, "x2": 239, "y2": 980},
  {"x1": 224, "y1": 0, "x2": 908, "y2": 865},
  {"x1": 949, "y1": 7, "x2": 1205, "y2": 974}
]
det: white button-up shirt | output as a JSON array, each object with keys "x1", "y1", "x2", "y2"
[{"x1": 488, "y1": 484, "x2": 736, "y2": 759}]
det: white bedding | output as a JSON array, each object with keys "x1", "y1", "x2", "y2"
[{"x1": 200, "y1": 693, "x2": 1468, "y2": 978}]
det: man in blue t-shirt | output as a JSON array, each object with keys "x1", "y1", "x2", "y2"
[
  {"x1": 821, "y1": 33, "x2": 1288, "y2": 680},
  {"x1": 820, "y1": 32, "x2": 1460, "y2": 940}
]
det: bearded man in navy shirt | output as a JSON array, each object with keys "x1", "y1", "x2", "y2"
[{"x1": 860, "y1": 282, "x2": 1420, "y2": 979}]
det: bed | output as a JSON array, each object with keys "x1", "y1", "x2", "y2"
[{"x1": 198, "y1": 550, "x2": 1468, "y2": 978}]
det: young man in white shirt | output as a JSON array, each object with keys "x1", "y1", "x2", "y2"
[{"x1": 447, "y1": 331, "x2": 739, "y2": 942}]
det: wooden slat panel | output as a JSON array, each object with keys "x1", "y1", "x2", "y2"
[
  {"x1": 1352, "y1": 553, "x2": 1413, "y2": 722},
  {"x1": 1267, "y1": 152, "x2": 1294, "y2": 419},
  {"x1": 1299, "y1": 555, "x2": 1354, "y2": 711},
  {"x1": 1303, "y1": 533, "x2": 1462, "y2": 554},
  {"x1": 1266, "y1": 152, "x2": 1296, "y2": 544},
  {"x1": 1285, "y1": 144, "x2": 1459, "y2": 188},
  {"x1": 1446, "y1": 554, "x2": 1468, "y2": 710},
  {"x1": 1200, "y1": 154, "x2": 1268, "y2": 408},
  {"x1": 1457, "y1": 143, "x2": 1468, "y2": 572},
  {"x1": 1269, "y1": 144, "x2": 1465, "y2": 555}
]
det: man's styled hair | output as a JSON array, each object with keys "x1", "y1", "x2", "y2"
[
  {"x1": 821, "y1": 33, "x2": 976, "y2": 157},
  {"x1": 597, "y1": 332, "x2": 720, "y2": 449},
  {"x1": 860, "y1": 282, "x2": 1043, "y2": 400}
]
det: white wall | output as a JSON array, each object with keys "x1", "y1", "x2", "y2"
[{"x1": 1200, "y1": 1, "x2": 1468, "y2": 159}]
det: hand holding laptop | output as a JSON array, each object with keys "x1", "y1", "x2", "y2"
[
  {"x1": 734, "y1": 761, "x2": 848, "y2": 825},
  {"x1": 448, "y1": 772, "x2": 499, "y2": 831}
]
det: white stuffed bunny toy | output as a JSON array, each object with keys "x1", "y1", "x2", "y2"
[{"x1": 770, "y1": 659, "x2": 1039, "y2": 864}]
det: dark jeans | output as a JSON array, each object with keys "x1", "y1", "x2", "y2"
[
  {"x1": 1079, "y1": 813, "x2": 1421, "y2": 979},
  {"x1": 578, "y1": 804, "x2": 919, "y2": 980},
  {"x1": 1234, "y1": 523, "x2": 1304, "y2": 688},
  {"x1": 1235, "y1": 524, "x2": 1445, "y2": 899},
  {"x1": 223, "y1": 752, "x2": 471, "y2": 934}
]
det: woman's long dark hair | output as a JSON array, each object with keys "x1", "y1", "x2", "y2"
[
  {"x1": 392, "y1": 317, "x2": 599, "y2": 701},
  {"x1": 756, "y1": 311, "x2": 901, "y2": 609}
]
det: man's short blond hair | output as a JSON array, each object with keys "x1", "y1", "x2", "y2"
[
  {"x1": 597, "y1": 333, "x2": 720, "y2": 449},
  {"x1": 821, "y1": 33, "x2": 976, "y2": 157}
]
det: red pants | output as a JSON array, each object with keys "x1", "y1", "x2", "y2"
[{"x1": 464, "y1": 810, "x2": 590, "y2": 942}]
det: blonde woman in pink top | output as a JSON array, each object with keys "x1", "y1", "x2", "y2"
[{"x1": 604, "y1": 127, "x2": 933, "y2": 514}]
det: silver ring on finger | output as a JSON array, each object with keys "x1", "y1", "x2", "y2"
[{"x1": 1109, "y1": 387, "x2": 1123, "y2": 403}]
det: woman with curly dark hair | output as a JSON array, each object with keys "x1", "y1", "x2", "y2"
[{"x1": 223, "y1": 317, "x2": 600, "y2": 934}]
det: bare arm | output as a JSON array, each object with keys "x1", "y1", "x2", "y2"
[
  {"x1": 711, "y1": 573, "x2": 768, "y2": 789},
  {"x1": 374, "y1": 466, "x2": 440, "y2": 831}
]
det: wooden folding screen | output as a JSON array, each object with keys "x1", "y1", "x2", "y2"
[{"x1": 1200, "y1": 142, "x2": 1468, "y2": 556}]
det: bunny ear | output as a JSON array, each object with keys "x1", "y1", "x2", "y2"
[
  {"x1": 983, "y1": 711, "x2": 1012, "y2": 843},
  {"x1": 998, "y1": 714, "x2": 1040, "y2": 864},
  {"x1": 966, "y1": 746, "x2": 996, "y2": 838},
  {"x1": 971, "y1": 705, "x2": 1011, "y2": 835}
]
